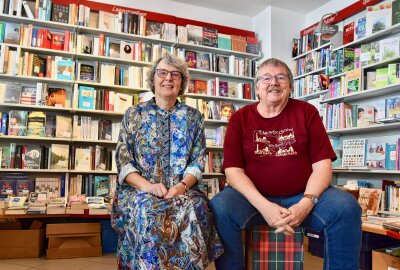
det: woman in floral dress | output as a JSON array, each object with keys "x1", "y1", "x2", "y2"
[{"x1": 111, "y1": 52, "x2": 224, "y2": 269}]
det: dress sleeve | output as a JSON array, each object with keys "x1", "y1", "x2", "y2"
[
  {"x1": 183, "y1": 111, "x2": 205, "y2": 182},
  {"x1": 116, "y1": 106, "x2": 140, "y2": 185}
]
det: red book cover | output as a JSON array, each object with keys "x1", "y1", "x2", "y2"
[
  {"x1": 104, "y1": 90, "x2": 109, "y2": 111},
  {"x1": 99, "y1": 34, "x2": 105, "y2": 56},
  {"x1": 246, "y1": 36, "x2": 258, "y2": 44},
  {"x1": 42, "y1": 29, "x2": 52, "y2": 49},
  {"x1": 244, "y1": 83, "x2": 251, "y2": 99},
  {"x1": 343, "y1": 22, "x2": 355, "y2": 45},
  {"x1": 63, "y1": 31, "x2": 70, "y2": 51},
  {"x1": 50, "y1": 33, "x2": 65, "y2": 51}
]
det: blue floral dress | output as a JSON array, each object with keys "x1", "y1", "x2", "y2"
[{"x1": 111, "y1": 98, "x2": 224, "y2": 269}]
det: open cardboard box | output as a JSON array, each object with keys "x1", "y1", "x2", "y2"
[
  {"x1": 372, "y1": 247, "x2": 400, "y2": 270},
  {"x1": 46, "y1": 223, "x2": 102, "y2": 259},
  {"x1": 0, "y1": 220, "x2": 44, "y2": 259}
]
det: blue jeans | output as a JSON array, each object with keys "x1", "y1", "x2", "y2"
[{"x1": 209, "y1": 186, "x2": 362, "y2": 270}]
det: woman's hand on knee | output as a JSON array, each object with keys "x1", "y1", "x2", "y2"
[
  {"x1": 142, "y1": 183, "x2": 168, "y2": 198},
  {"x1": 165, "y1": 184, "x2": 186, "y2": 199}
]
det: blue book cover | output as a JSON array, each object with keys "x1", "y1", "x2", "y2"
[
  {"x1": 94, "y1": 175, "x2": 110, "y2": 197},
  {"x1": 78, "y1": 86, "x2": 95, "y2": 109},
  {"x1": 385, "y1": 143, "x2": 397, "y2": 170},
  {"x1": 329, "y1": 138, "x2": 342, "y2": 168},
  {"x1": 56, "y1": 59, "x2": 74, "y2": 80}
]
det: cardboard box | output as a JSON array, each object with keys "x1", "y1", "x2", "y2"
[
  {"x1": 372, "y1": 248, "x2": 400, "y2": 270},
  {"x1": 0, "y1": 229, "x2": 44, "y2": 259},
  {"x1": 46, "y1": 223, "x2": 102, "y2": 259}
]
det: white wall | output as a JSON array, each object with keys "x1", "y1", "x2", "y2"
[
  {"x1": 253, "y1": 7, "x2": 271, "y2": 61},
  {"x1": 89, "y1": 0, "x2": 253, "y2": 31}
]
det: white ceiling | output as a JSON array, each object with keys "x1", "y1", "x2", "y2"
[{"x1": 171, "y1": 0, "x2": 331, "y2": 17}]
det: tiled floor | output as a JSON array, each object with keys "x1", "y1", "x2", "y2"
[{"x1": 0, "y1": 251, "x2": 323, "y2": 270}]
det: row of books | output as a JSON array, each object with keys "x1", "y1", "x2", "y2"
[
  {"x1": 179, "y1": 48, "x2": 256, "y2": 78},
  {"x1": 205, "y1": 126, "x2": 226, "y2": 147},
  {"x1": 330, "y1": 138, "x2": 400, "y2": 170},
  {"x1": 204, "y1": 152, "x2": 223, "y2": 174},
  {"x1": 77, "y1": 34, "x2": 172, "y2": 63},
  {"x1": 76, "y1": 3, "x2": 259, "y2": 54},
  {"x1": 293, "y1": 47, "x2": 328, "y2": 77},
  {"x1": 292, "y1": 73, "x2": 329, "y2": 98},
  {"x1": 184, "y1": 98, "x2": 237, "y2": 121},
  {"x1": 0, "y1": 45, "x2": 75, "y2": 80},
  {"x1": 0, "y1": 110, "x2": 120, "y2": 139},
  {"x1": 322, "y1": 96, "x2": 400, "y2": 131},
  {"x1": 0, "y1": 21, "x2": 75, "y2": 52},
  {"x1": 0, "y1": 142, "x2": 117, "y2": 171},
  {"x1": 187, "y1": 78, "x2": 252, "y2": 99}
]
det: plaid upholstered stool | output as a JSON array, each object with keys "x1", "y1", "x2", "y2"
[{"x1": 245, "y1": 225, "x2": 305, "y2": 270}]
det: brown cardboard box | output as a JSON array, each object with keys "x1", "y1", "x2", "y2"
[
  {"x1": 46, "y1": 223, "x2": 102, "y2": 259},
  {"x1": 372, "y1": 248, "x2": 400, "y2": 270},
  {"x1": 0, "y1": 229, "x2": 44, "y2": 259}
]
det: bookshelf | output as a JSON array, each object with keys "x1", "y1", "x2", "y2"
[
  {"x1": 292, "y1": 10, "x2": 400, "y2": 219},
  {"x1": 0, "y1": 0, "x2": 259, "y2": 212}
]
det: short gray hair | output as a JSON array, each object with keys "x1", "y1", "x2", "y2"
[
  {"x1": 147, "y1": 52, "x2": 189, "y2": 96},
  {"x1": 255, "y1": 58, "x2": 294, "y2": 88}
]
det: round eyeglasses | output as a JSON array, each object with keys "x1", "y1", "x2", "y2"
[
  {"x1": 155, "y1": 69, "x2": 183, "y2": 80},
  {"x1": 257, "y1": 74, "x2": 289, "y2": 85}
]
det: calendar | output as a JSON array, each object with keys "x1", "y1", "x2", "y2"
[{"x1": 342, "y1": 139, "x2": 366, "y2": 167}]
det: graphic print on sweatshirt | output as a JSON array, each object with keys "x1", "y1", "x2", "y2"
[{"x1": 253, "y1": 128, "x2": 297, "y2": 157}]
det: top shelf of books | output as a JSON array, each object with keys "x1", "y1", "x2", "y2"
[{"x1": 0, "y1": 0, "x2": 261, "y2": 60}]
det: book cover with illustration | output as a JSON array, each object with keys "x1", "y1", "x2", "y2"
[
  {"x1": 50, "y1": 144, "x2": 69, "y2": 170},
  {"x1": 27, "y1": 111, "x2": 46, "y2": 137},
  {"x1": 345, "y1": 68, "x2": 361, "y2": 94},
  {"x1": 196, "y1": 52, "x2": 210, "y2": 71},
  {"x1": 203, "y1": 27, "x2": 218, "y2": 47},
  {"x1": 3, "y1": 83, "x2": 21, "y2": 104},
  {"x1": 187, "y1": 24, "x2": 203, "y2": 45},
  {"x1": 343, "y1": 22, "x2": 355, "y2": 45},
  {"x1": 366, "y1": 3, "x2": 392, "y2": 36},
  {"x1": 366, "y1": 143, "x2": 385, "y2": 169},
  {"x1": 145, "y1": 20, "x2": 163, "y2": 38},
  {"x1": 358, "y1": 187, "x2": 382, "y2": 216},
  {"x1": 55, "y1": 115, "x2": 72, "y2": 138},
  {"x1": 185, "y1": 50, "x2": 197, "y2": 69},
  {"x1": 8, "y1": 110, "x2": 28, "y2": 136},
  {"x1": 219, "y1": 101, "x2": 234, "y2": 121},
  {"x1": 356, "y1": 17, "x2": 366, "y2": 39},
  {"x1": 22, "y1": 146, "x2": 41, "y2": 170},
  {"x1": 78, "y1": 86, "x2": 95, "y2": 110},
  {"x1": 94, "y1": 175, "x2": 111, "y2": 197},
  {"x1": 51, "y1": 4, "x2": 69, "y2": 24},
  {"x1": 46, "y1": 88, "x2": 66, "y2": 107},
  {"x1": 357, "y1": 105, "x2": 376, "y2": 127},
  {"x1": 120, "y1": 41, "x2": 134, "y2": 59}
]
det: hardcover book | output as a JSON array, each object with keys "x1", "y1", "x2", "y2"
[
  {"x1": 55, "y1": 115, "x2": 72, "y2": 138},
  {"x1": 203, "y1": 27, "x2": 218, "y2": 47},
  {"x1": 187, "y1": 24, "x2": 203, "y2": 45},
  {"x1": 8, "y1": 110, "x2": 28, "y2": 136},
  {"x1": 393, "y1": 0, "x2": 400, "y2": 25},
  {"x1": 0, "y1": 145, "x2": 10, "y2": 168},
  {"x1": 0, "y1": 179, "x2": 14, "y2": 195},
  {"x1": 109, "y1": 42, "x2": 120, "y2": 58},
  {"x1": 94, "y1": 175, "x2": 110, "y2": 197},
  {"x1": 23, "y1": 146, "x2": 41, "y2": 170},
  {"x1": 379, "y1": 36, "x2": 400, "y2": 61},
  {"x1": 81, "y1": 35, "x2": 93, "y2": 54},
  {"x1": 357, "y1": 105, "x2": 376, "y2": 127},
  {"x1": 343, "y1": 22, "x2": 355, "y2": 45},
  {"x1": 51, "y1": 4, "x2": 69, "y2": 24},
  {"x1": 50, "y1": 144, "x2": 69, "y2": 170},
  {"x1": 79, "y1": 62, "x2": 97, "y2": 82},
  {"x1": 120, "y1": 41, "x2": 134, "y2": 59},
  {"x1": 341, "y1": 138, "x2": 366, "y2": 167},
  {"x1": 385, "y1": 143, "x2": 397, "y2": 170},
  {"x1": 219, "y1": 81, "x2": 228, "y2": 97},
  {"x1": 56, "y1": 58, "x2": 74, "y2": 80},
  {"x1": 46, "y1": 88, "x2": 66, "y2": 107},
  {"x1": 32, "y1": 54, "x2": 47, "y2": 77},
  {"x1": 3, "y1": 83, "x2": 22, "y2": 104},
  {"x1": 50, "y1": 33, "x2": 65, "y2": 51},
  {"x1": 329, "y1": 138, "x2": 342, "y2": 168},
  {"x1": 194, "y1": 80, "x2": 207, "y2": 94},
  {"x1": 358, "y1": 187, "x2": 382, "y2": 216},
  {"x1": 45, "y1": 113, "x2": 56, "y2": 137},
  {"x1": 4, "y1": 23, "x2": 21, "y2": 44},
  {"x1": 145, "y1": 20, "x2": 163, "y2": 38},
  {"x1": 366, "y1": 143, "x2": 386, "y2": 169},
  {"x1": 366, "y1": 3, "x2": 392, "y2": 36},
  {"x1": 185, "y1": 50, "x2": 197, "y2": 69},
  {"x1": 78, "y1": 86, "x2": 95, "y2": 110},
  {"x1": 27, "y1": 111, "x2": 46, "y2": 137},
  {"x1": 356, "y1": 17, "x2": 366, "y2": 40},
  {"x1": 20, "y1": 86, "x2": 36, "y2": 105},
  {"x1": 196, "y1": 52, "x2": 210, "y2": 71},
  {"x1": 320, "y1": 24, "x2": 338, "y2": 45},
  {"x1": 220, "y1": 101, "x2": 234, "y2": 121},
  {"x1": 74, "y1": 147, "x2": 92, "y2": 170},
  {"x1": 98, "y1": 11, "x2": 115, "y2": 31},
  {"x1": 345, "y1": 68, "x2": 361, "y2": 94}
]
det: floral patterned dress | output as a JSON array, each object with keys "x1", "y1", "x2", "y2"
[{"x1": 111, "y1": 98, "x2": 224, "y2": 269}]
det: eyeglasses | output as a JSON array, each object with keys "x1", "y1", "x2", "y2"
[
  {"x1": 155, "y1": 69, "x2": 183, "y2": 80},
  {"x1": 257, "y1": 74, "x2": 289, "y2": 85}
]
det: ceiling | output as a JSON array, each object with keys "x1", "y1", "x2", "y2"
[{"x1": 171, "y1": 0, "x2": 331, "y2": 17}]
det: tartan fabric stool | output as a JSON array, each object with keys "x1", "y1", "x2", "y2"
[{"x1": 245, "y1": 225, "x2": 304, "y2": 270}]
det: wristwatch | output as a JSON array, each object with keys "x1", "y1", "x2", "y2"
[{"x1": 303, "y1": 194, "x2": 319, "y2": 205}]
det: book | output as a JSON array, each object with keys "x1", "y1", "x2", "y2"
[
  {"x1": 341, "y1": 139, "x2": 366, "y2": 167},
  {"x1": 50, "y1": 144, "x2": 69, "y2": 170},
  {"x1": 393, "y1": 0, "x2": 400, "y2": 25},
  {"x1": 366, "y1": 3, "x2": 392, "y2": 36},
  {"x1": 366, "y1": 143, "x2": 386, "y2": 169},
  {"x1": 196, "y1": 52, "x2": 210, "y2": 71},
  {"x1": 46, "y1": 88, "x2": 66, "y2": 107},
  {"x1": 78, "y1": 86, "x2": 95, "y2": 110},
  {"x1": 78, "y1": 62, "x2": 97, "y2": 82},
  {"x1": 329, "y1": 138, "x2": 343, "y2": 168},
  {"x1": 203, "y1": 27, "x2": 218, "y2": 47},
  {"x1": 379, "y1": 36, "x2": 400, "y2": 61},
  {"x1": 320, "y1": 24, "x2": 339, "y2": 45},
  {"x1": 356, "y1": 17, "x2": 366, "y2": 39},
  {"x1": 187, "y1": 24, "x2": 203, "y2": 45},
  {"x1": 357, "y1": 105, "x2": 376, "y2": 127},
  {"x1": 185, "y1": 50, "x2": 197, "y2": 69},
  {"x1": 109, "y1": 42, "x2": 120, "y2": 58},
  {"x1": 56, "y1": 58, "x2": 74, "y2": 80},
  {"x1": 98, "y1": 11, "x2": 115, "y2": 31},
  {"x1": 51, "y1": 4, "x2": 69, "y2": 24},
  {"x1": 220, "y1": 101, "x2": 234, "y2": 121},
  {"x1": 94, "y1": 176, "x2": 110, "y2": 197},
  {"x1": 20, "y1": 86, "x2": 36, "y2": 105},
  {"x1": 0, "y1": 179, "x2": 15, "y2": 196},
  {"x1": 145, "y1": 20, "x2": 163, "y2": 38},
  {"x1": 3, "y1": 83, "x2": 22, "y2": 104},
  {"x1": 55, "y1": 115, "x2": 72, "y2": 138},
  {"x1": 4, "y1": 23, "x2": 21, "y2": 44},
  {"x1": 345, "y1": 68, "x2": 361, "y2": 94},
  {"x1": 343, "y1": 22, "x2": 355, "y2": 45},
  {"x1": 15, "y1": 179, "x2": 34, "y2": 196},
  {"x1": 74, "y1": 147, "x2": 92, "y2": 170},
  {"x1": 8, "y1": 110, "x2": 28, "y2": 136},
  {"x1": 27, "y1": 111, "x2": 46, "y2": 137},
  {"x1": 358, "y1": 187, "x2": 382, "y2": 216},
  {"x1": 80, "y1": 35, "x2": 93, "y2": 54},
  {"x1": 120, "y1": 41, "x2": 134, "y2": 59}
]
